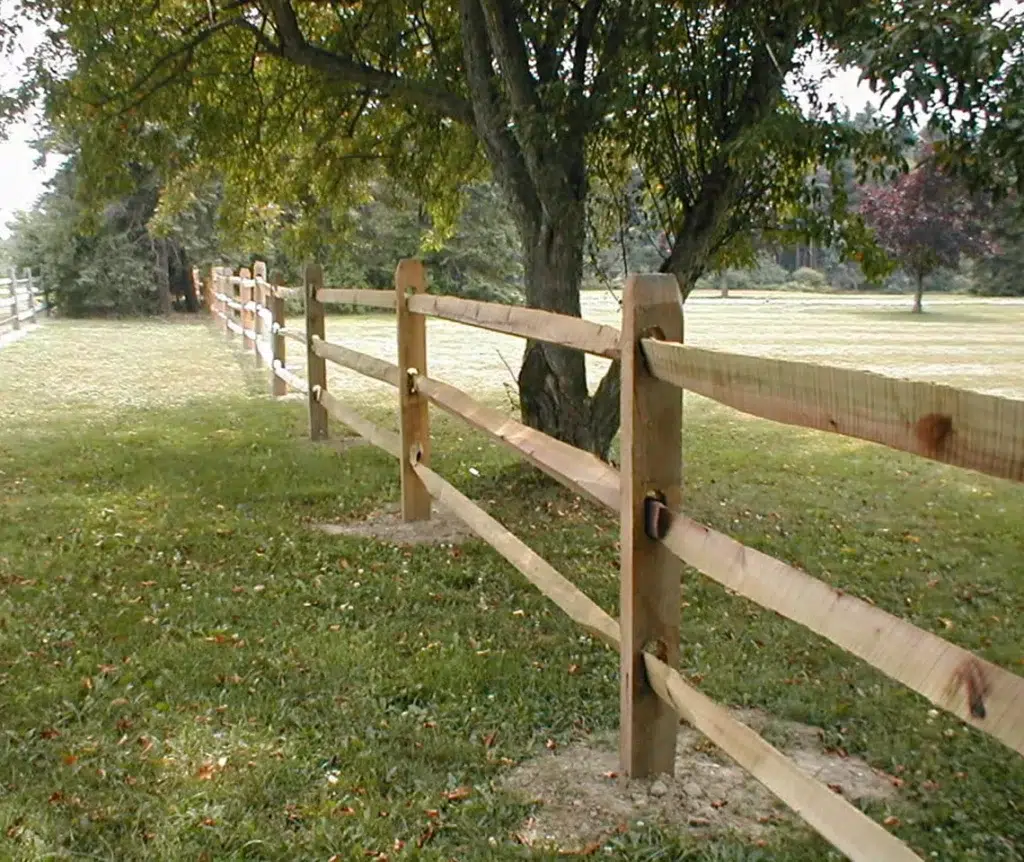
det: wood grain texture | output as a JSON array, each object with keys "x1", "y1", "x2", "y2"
[
  {"x1": 270, "y1": 274, "x2": 287, "y2": 397},
  {"x1": 318, "y1": 389, "x2": 401, "y2": 458},
  {"x1": 311, "y1": 337, "x2": 401, "y2": 387},
  {"x1": 396, "y1": 259, "x2": 431, "y2": 521},
  {"x1": 413, "y1": 374, "x2": 619, "y2": 511},
  {"x1": 641, "y1": 339, "x2": 1024, "y2": 483},
  {"x1": 643, "y1": 653, "x2": 922, "y2": 862},
  {"x1": 619, "y1": 274, "x2": 684, "y2": 778},
  {"x1": 304, "y1": 264, "x2": 328, "y2": 441},
  {"x1": 407, "y1": 293, "x2": 621, "y2": 358},
  {"x1": 239, "y1": 268, "x2": 253, "y2": 352},
  {"x1": 271, "y1": 362, "x2": 309, "y2": 394},
  {"x1": 658, "y1": 510, "x2": 1024, "y2": 755},
  {"x1": 8, "y1": 268, "x2": 19, "y2": 331},
  {"x1": 317, "y1": 287, "x2": 398, "y2": 309}
]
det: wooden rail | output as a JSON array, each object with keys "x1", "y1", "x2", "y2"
[
  {"x1": 312, "y1": 336, "x2": 401, "y2": 388},
  {"x1": 407, "y1": 293, "x2": 621, "y2": 359},
  {"x1": 641, "y1": 339, "x2": 1024, "y2": 484},
  {"x1": 657, "y1": 509, "x2": 1024, "y2": 754},
  {"x1": 317, "y1": 287, "x2": 397, "y2": 309},
  {"x1": 1, "y1": 267, "x2": 43, "y2": 336},
  {"x1": 206, "y1": 260, "x2": 1024, "y2": 862}
]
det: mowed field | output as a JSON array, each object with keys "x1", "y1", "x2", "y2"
[{"x1": 1, "y1": 295, "x2": 1023, "y2": 861}]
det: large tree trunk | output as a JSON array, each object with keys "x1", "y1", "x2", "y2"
[
  {"x1": 154, "y1": 239, "x2": 172, "y2": 315},
  {"x1": 515, "y1": 205, "x2": 620, "y2": 459},
  {"x1": 913, "y1": 273, "x2": 924, "y2": 313}
]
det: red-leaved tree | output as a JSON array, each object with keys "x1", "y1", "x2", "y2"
[{"x1": 860, "y1": 155, "x2": 991, "y2": 312}]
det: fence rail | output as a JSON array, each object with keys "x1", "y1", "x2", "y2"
[
  {"x1": 206, "y1": 259, "x2": 1024, "y2": 862},
  {"x1": 0, "y1": 267, "x2": 45, "y2": 340}
]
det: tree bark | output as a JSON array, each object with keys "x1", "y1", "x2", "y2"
[
  {"x1": 154, "y1": 239, "x2": 172, "y2": 315},
  {"x1": 913, "y1": 273, "x2": 924, "y2": 313},
  {"x1": 515, "y1": 200, "x2": 620, "y2": 459}
]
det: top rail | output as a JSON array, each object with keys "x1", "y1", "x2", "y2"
[
  {"x1": 317, "y1": 288, "x2": 397, "y2": 310},
  {"x1": 641, "y1": 339, "x2": 1024, "y2": 483},
  {"x1": 408, "y1": 294, "x2": 621, "y2": 359}
]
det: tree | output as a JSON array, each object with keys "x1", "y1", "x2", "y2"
[
  {"x1": 859, "y1": 154, "x2": 991, "y2": 312},
  {"x1": 5, "y1": 1, "x2": 1018, "y2": 455},
  {"x1": 7, "y1": 156, "x2": 205, "y2": 316}
]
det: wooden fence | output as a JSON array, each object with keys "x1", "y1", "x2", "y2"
[
  {"x1": 0, "y1": 268, "x2": 43, "y2": 337},
  {"x1": 207, "y1": 261, "x2": 1024, "y2": 862}
]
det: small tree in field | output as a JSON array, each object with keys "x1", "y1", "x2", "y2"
[{"x1": 860, "y1": 156, "x2": 990, "y2": 313}]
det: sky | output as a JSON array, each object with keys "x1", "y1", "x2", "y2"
[{"x1": 0, "y1": 27, "x2": 881, "y2": 239}]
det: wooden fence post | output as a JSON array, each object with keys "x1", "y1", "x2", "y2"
[
  {"x1": 395, "y1": 258, "x2": 431, "y2": 522},
  {"x1": 25, "y1": 269, "x2": 35, "y2": 323},
  {"x1": 253, "y1": 261, "x2": 267, "y2": 368},
  {"x1": 9, "y1": 268, "x2": 20, "y2": 331},
  {"x1": 214, "y1": 268, "x2": 228, "y2": 334},
  {"x1": 270, "y1": 271, "x2": 287, "y2": 397},
  {"x1": 619, "y1": 274, "x2": 684, "y2": 778},
  {"x1": 239, "y1": 267, "x2": 253, "y2": 352},
  {"x1": 305, "y1": 264, "x2": 328, "y2": 441}
]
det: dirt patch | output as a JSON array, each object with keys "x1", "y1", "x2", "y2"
[
  {"x1": 314, "y1": 502, "x2": 475, "y2": 545},
  {"x1": 503, "y1": 709, "x2": 896, "y2": 852}
]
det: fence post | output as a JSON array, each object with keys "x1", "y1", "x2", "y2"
[
  {"x1": 619, "y1": 274, "x2": 683, "y2": 779},
  {"x1": 213, "y1": 268, "x2": 227, "y2": 334},
  {"x1": 253, "y1": 261, "x2": 267, "y2": 368},
  {"x1": 239, "y1": 267, "x2": 253, "y2": 352},
  {"x1": 25, "y1": 269, "x2": 35, "y2": 323},
  {"x1": 395, "y1": 258, "x2": 431, "y2": 522},
  {"x1": 305, "y1": 264, "x2": 328, "y2": 440},
  {"x1": 9, "y1": 267, "x2": 20, "y2": 331},
  {"x1": 270, "y1": 272, "x2": 287, "y2": 397}
]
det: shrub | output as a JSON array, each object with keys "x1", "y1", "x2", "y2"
[{"x1": 792, "y1": 267, "x2": 827, "y2": 289}]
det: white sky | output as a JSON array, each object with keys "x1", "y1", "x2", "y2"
[{"x1": 0, "y1": 27, "x2": 880, "y2": 239}]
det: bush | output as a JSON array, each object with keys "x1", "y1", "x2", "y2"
[{"x1": 792, "y1": 267, "x2": 827, "y2": 289}]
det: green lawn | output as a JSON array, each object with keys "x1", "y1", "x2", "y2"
[{"x1": 1, "y1": 311, "x2": 1023, "y2": 861}]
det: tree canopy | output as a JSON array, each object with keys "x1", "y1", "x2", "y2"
[
  {"x1": 859, "y1": 150, "x2": 991, "y2": 312},
  {"x1": 5, "y1": 0, "x2": 1020, "y2": 455}
]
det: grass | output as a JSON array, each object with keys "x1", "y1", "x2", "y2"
[{"x1": 1, "y1": 307, "x2": 1023, "y2": 861}]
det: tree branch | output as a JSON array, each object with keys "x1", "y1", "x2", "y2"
[
  {"x1": 477, "y1": 0, "x2": 540, "y2": 118},
  {"x1": 263, "y1": 0, "x2": 474, "y2": 124},
  {"x1": 458, "y1": 0, "x2": 539, "y2": 226}
]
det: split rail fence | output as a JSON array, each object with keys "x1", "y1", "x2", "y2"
[
  {"x1": 0, "y1": 268, "x2": 43, "y2": 337},
  {"x1": 207, "y1": 260, "x2": 1024, "y2": 862}
]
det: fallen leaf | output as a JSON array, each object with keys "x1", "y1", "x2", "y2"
[
  {"x1": 883, "y1": 816, "x2": 901, "y2": 828},
  {"x1": 196, "y1": 763, "x2": 216, "y2": 781},
  {"x1": 201, "y1": 817, "x2": 216, "y2": 827},
  {"x1": 483, "y1": 731, "x2": 497, "y2": 748},
  {"x1": 827, "y1": 783, "x2": 843, "y2": 795},
  {"x1": 568, "y1": 663, "x2": 580, "y2": 675},
  {"x1": 444, "y1": 786, "x2": 471, "y2": 801},
  {"x1": 417, "y1": 823, "x2": 437, "y2": 848},
  {"x1": 710, "y1": 799, "x2": 728, "y2": 809},
  {"x1": 545, "y1": 739, "x2": 557, "y2": 751},
  {"x1": 39, "y1": 728, "x2": 61, "y2": 740},
  {"x1": 601, "y1": 771, "x2": 618, "y2": 780}
]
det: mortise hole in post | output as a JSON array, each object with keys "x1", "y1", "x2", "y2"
[
  {"x1": 411, "y1": 443, "x2": 424, "y2": 464},
  {"x1": 643, "y1": 491, "x2": 670, "y2": 540}
]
